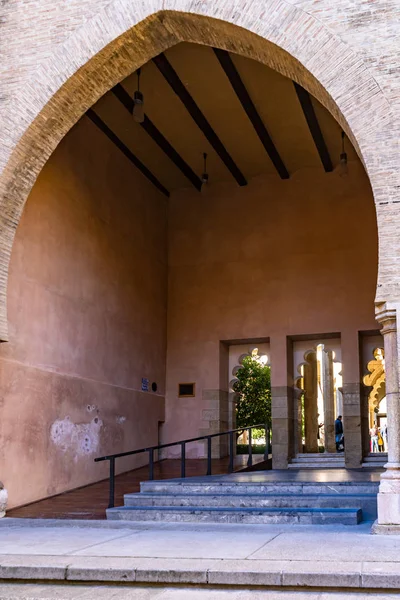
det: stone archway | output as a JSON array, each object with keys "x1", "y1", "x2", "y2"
[{"x1": 0, "y1": 1, "x2": 397, "y2": 342}]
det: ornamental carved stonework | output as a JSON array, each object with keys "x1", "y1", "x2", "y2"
[{"x1": 363, "y1": 348, "x2": 386, "y2": 421}]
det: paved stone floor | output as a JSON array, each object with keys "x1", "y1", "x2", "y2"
[
  {"x1": 0, "y1": 519, "x2": 391, "y2": 560},
  {"x1": 1, "y1": 519, "x2": 400, "y2": 597}
]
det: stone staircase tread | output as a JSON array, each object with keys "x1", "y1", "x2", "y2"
[
  {"x1": 296, "y1": 453, "x2": 340, "y2": 456},
  {"x1": 125, "y1": 492, "x2": 377, "y2": 499},
  {"x1": 141, "y1": 484, "x2": 379, "y2": 493},
  {"x1": 110, "y1": 505, "x2": 361, "y2": 514},
  {"x1": 288, "y1": 465, "x2": 346, "y2": 469}
]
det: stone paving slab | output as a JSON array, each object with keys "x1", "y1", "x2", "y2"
[
  {"x1": 1, "y1": 555, "x2": 400, "y2": 590},
  {"x1": 1, "y1": 584, "x2": 400, "y2": 600},
  {"x1": 1, "y1": 521, "x2": 400, "y2": 592}
]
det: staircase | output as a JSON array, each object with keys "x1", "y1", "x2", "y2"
[
  {"x1": 362, "y1": 452, "x2": 387, "y2": 468},
  {"x1": 106, "y1": 475, "x2": 378, "y2": 525},
  {"x1": 288, "y1": 453, "x2": 345, "y2": 469}
]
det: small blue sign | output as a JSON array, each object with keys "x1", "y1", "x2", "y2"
[{"x1": 141, "y1": 378, "x2": 149, "y2": 392}]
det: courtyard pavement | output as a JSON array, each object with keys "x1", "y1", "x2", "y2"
[{"x1": 1, "y1": 518, "x2": 400, "y2": 597}]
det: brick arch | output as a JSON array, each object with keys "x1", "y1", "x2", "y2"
[{"x1": 0, "y1": 1, "x2": 396, "y2": 340}]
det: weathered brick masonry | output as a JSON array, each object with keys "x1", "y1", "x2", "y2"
[{"x1": 0, "y1": 1, "x2": 399, "y2": 343}]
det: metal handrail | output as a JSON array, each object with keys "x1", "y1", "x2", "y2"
[{"x1": 95, "y1": 423, "x2": 271, "y2": 508}]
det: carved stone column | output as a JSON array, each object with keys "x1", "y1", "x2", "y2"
[
  {"x1": 375, "y1": 303, "x2": 400, "y2": 531},
  {"x1": 303, "y1": 351, "x2": 318, "y2": 453},
  {"x1": 0, "y1": 482, "x2": 7, "y2": 518},
  {"x1": 293, "y1": 387, "x2": 304, "y2": 455},
  {"x1": 322, "y1": 349, "x2": 336, "y2": 453}
]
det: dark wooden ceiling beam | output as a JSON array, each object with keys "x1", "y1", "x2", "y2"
[
  {"x1": 294, "y1": 83, "x2": 333, "y2": 173},
  {"x1": 86, "y1": 109, "x2": 170, "y2": 197},
  {"x1": 152, "y1": 52, "x2": 247, "y2": 187},
  {"x1": 214, "y1": 48, "x2": 289, "y2": 180},
  {"x1": 113, "y1": 83, "x2": 202, "y2": 191}
]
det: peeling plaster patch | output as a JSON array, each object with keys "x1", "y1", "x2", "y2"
[
  {"x1": 116, "y1": 416, "x2": 126, "y2": 424},
  {"x1": 50, "y1": 416, "x2": 103, "y2": 458}
]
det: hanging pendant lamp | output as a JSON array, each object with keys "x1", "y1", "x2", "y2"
[
  {"x1": 133, "y1": 68, "x2": 144, "y2": 123},
  {"x1": 201, "y1": 152, "x2": 209, "y2": 185},
  {"x1": 339, "y1": 131, "x2": 348, "y2": 178}
]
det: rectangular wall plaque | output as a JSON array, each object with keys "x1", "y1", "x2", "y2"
[{"x1": 178, "y1": 383, "x2": 195, "y2": 397}]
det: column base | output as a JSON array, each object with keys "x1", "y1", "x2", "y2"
[
  {"x1": 0, "y1": 482, "x2": 7, "y2": 518},
  {"x1": 372, "y1": 520, "x2": 400, "y2": 535},
  {"x1": 376, "y1": 465, "x2": 400, "y2": 527}
]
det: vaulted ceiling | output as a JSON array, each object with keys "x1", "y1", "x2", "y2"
[{"x1": 88, "y1": 42, "x2": 359, "y2": 197}]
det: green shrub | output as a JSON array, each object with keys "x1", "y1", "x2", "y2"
[{"x1": 236, "y1": 444, "x2": 269, "y2": 455}]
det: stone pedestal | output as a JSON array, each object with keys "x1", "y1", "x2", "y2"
[
  {"x1": 271, "y1": 386, "x2": 294, "y2": 469},
  {"x1": 341, "y1": 331, "x2": 363, "y2": 468},
  {"x1": 0, "y1": 482, "x2": 7, "y2": 518},
  {"x1": 342, "y1": 383, "x2": 363, "y2": 467},
  {"x1": 200, "y1": 389, "x2": 229, "y2": 458},
  {"x1": 376, "y1": 303, "x2": 400, "y2": 530},
  {"x1": 271, "y1": 336, "x2": 295, "y2": 470}
]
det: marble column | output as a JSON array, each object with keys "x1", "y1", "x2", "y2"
[
  {"x1": 375, "y1": 303, "x2": 400, "y2": 530},
  {"x1": 0, "y1": 482, "x2": 7, "y2": 518},
  {"x1": 303, "y1": 351, "x2": 319, "y2": 453},
  {"x1": 322, "y1": 349, "x2": 336, "y2": 453}
]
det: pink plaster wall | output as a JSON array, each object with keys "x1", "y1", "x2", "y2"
[
  {"x1": 0, "y1": 117, "x2": 167, "y2": 509},
  {"x1": 164, "y1": 161, "x2": 378, "y2": 451}
]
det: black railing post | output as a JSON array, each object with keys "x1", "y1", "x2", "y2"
[
  {"x1": 108, "y1": 457, "x2": 115, "y2": 509},
  {"x1": 264, "y1": 424, "x2": 269, "y2": 460},
  {"x1": 247, "y1": 427, "x2": 253, "y2": 467},
  {"x1": 228, "y1": 431, "x2": 234, "y2": 473},
  {"x1": 207, "y1": 436, "x2": 212, "y2": 476},
  {"x1": 96, "y1": 424, "x2": 267, "y2": 506},
  {"x1": 149, "y1": 448, "x2": 154, "y2": 480},
  {"x1": 181, "y1": 442, "x2": 186, "y2": 478}
]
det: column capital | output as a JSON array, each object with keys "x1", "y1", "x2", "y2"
[{"x1": 375, "y1": 302, "x2": 397, "y2": 334}]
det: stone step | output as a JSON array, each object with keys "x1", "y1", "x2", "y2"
[
  {"x1": 291, "y1": 456, "x2": 344, "y2": 469},
  {"x1": 140, "y1": 480, "x2": 380, "y2": 496},
  {"x1": 364, "y1": 455, "x2": 387, "y2": 462},
  {"x1": 362, "y1": 454, "x2": 387, "y2": 468},
  {"x1": 288, "y1": 462, "x2": 346, "y2": 469},
  {"x1": 124, "y1": 492, "x2": 377, "y2": 520},
  {"x1": 296, "y1": 453, "x2": 341, "y2": 458},
  {"x1": 107, "y1": 505, "x2": 362, "y2": 525}
]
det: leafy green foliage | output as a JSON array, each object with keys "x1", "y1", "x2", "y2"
[
  {"x1": 234, "y1": 355, "x2": 271, "y2": 430},
  {"x1": 237, "y1": 444, "x2": 266, "y2": 455}
]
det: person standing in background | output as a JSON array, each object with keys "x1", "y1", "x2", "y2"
[
  {"x1": 370, "y1": 425, "x2": 379, "y2": 453},
  {"x1": 335, "y1": 415, "x2": 344, "y2": 452}
]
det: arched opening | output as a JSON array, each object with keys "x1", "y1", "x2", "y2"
[
  {"x1": 364, "y1": 346, "x2": 388, "y2": 460},
  {"x1": 0, "y1": 9, "x2": 385, "y2": 514}
]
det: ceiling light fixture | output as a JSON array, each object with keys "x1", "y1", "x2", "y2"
[
  {"x1": 201, "y1": 152, "x2": 209, "y2": 185},
  {"x1": 133, "y1": 68, "x2": 144, "y2": 123},
  {"x1": 339, "y1": 131, "x2": 348, "y2": 178}
]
